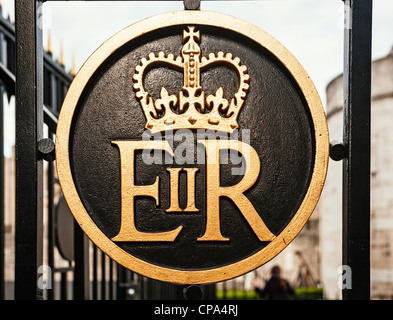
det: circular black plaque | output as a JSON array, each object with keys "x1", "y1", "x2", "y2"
[{"x1": 56, "y1": 11, "x2": 329, "y2": 284}]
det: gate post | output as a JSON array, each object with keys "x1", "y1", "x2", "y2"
[
  {"x1": 342, "y1": 0, "x2": 372, "y2": 300},
  {"x1": 14, "y1": 0, "x2": 44, "y2": 299}
]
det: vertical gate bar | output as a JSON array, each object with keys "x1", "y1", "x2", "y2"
[
  {"x1": 101, "y1": 251, "x2": 106, "y2": 299},
  {"x1": 116, "y1": 264, "x2": 127, "y2": 300},
  {"x1": 47, "y1": 131, "x2": 55, "y2": 300},
  {"x1": 14, "y1": 0, "x2": 44, "y2": 300},
  {"x1": 0, "y1": 23, "x2": 4, "y2": 300},
  {"x1": 116, "y1": 264, "x2": 121, "y2": 300},
  {"x1": 109, "y1": 258, "x2": 113, "y2": 300},
  {"x1": 140, "y1": 274, "x2": 145, "y2": 300},
  {"x1": 60, "y1": 271, "x2": 67, "y2": 300},
  {"x1": 342, "y1": 0, "x2": 372, "y2": 300},
  {"x1": 146, "y1": 277, "x2": 151, "y2": 300},
  {"x1": 73, "y1": 223, "x2": 90, "y2": 300},
  {"x1": 0, "y1": 84, "x2": 4, "y2": 300},
  {"x1": 93, "y1": 245, "x2": 97, "y2": 300}
]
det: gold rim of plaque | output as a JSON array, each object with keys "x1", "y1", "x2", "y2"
[{"x1": 56, "y1": 11, "x2": 329, "y2": 284}]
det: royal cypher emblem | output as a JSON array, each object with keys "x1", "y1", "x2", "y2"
[
  {"x1": 111, "y1": 26, "x2": 275, "y2": 243},
  {"x1": 55, "y1": 11, "x2": 329, "y2": 284}
]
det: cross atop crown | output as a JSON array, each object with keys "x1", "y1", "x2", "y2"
[
  {"x1": 182, "y1": 27, "x2": 201, "y2": 89},
  {"x1": 183, "y1": 26, "x2": 200, "y2": 43}
]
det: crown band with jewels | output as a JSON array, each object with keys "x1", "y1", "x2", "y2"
[{"x1": 132, "y1": 26, "x2": 249, "y2": 133}]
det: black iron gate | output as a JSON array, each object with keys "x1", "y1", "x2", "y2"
[
  {"x1": 0, "y1": 0, "x2": 216, "y2": 300},
  {"x1": 0, "y1": 0, "x2": 372, "y2": 300}
]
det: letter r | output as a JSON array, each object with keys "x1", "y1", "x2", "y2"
[{"x1": 197, "y1": 140, "x2": 275, "y2": 242}]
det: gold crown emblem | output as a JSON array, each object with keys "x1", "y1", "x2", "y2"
[{"x1": 132, "y1": 26, "x2": 249, "y2": 133}]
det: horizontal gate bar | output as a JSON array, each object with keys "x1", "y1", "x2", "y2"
[
  {"x1": 0, "y1": 62, "x2": 59, "y2": 132},
  {"x1": 0, "y1": 62, "x2": 15, "y2": 95},
  {"x1": 43, "y1": 105, "x2": 58, "y2": 132}
]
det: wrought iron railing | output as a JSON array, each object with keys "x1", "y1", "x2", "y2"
[{"x1": 0, "y1": 2, "x2": 215, "y2": 300}]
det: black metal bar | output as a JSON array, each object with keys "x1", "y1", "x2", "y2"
[
  {"x1": 109, "y1": 258, "x2": 113, "y2": 300},
  {"x1": 139, "y1": 272, "x2": 145, "y2": 300},
  {"x1": 60, "y1": 271, "x2": 67, "y2": 300},
  {"x1": 0, "y1": 43, "x2": 67, "y2": 135},
  {"x1": 73, "y1": 223, "x2": 90, "y2": 300},
  {"x1": 117, "y1": 266, "x2": 128, "y2": 300},
  {"x1": 0, "y1": 13, "x2": 16, "y2": 42},
  {"x1": 49, "y1": 68, "x2": 57, "y2": 110},
  {"x1": 47, "y1": 131, "x2": 55, "y2": 300},
  {"x1": 43, "y1": 105, "x2": 58, "y2": 133},
  {"x1": 44, "y1": 54, "x2": 73, "y2": 85},
  {"x1": 0, "y1": 17, "x2": 5, "y2": 300},
  {"x1": 184, "y1": 0, "x2": 200, "y2": 10},
  {"x1": 93, "y1": 245, "x2": 98, "y2": 300},
  {"x1": 342, "y1": 0, "x2": 372, "y2": 300},
  {"x1": 0, "y1": 62, "x2": 15, "y2": 95},
  {"x1": 0, "y1": 84, "x2": 4, "y2": 301},
  {"x1": 116, "y1": 264, "x2": 121, "y2": 300},
  {"x1": 101, "y1": 250, "x2": 106, "y2": 300},
  {"x1": 14, "y1": 0, "x2": 44, "y2": 300}
]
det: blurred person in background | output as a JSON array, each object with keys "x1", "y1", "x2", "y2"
[{"x1": 253, "y1": 265, "x2": 295, "y2": 300}]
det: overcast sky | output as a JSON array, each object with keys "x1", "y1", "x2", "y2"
[
  {"x1": 40, "y1": 0, "x2": 393, "y2": 106},
  {"x1": 2, "y1": 0, "x2": 392, "y2": 105},
  {"x1": 1, "y1": 0, "x2": 393, "y2": 156}
]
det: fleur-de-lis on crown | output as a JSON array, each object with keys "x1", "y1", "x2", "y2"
[{"x1": 132, "y1": 26, "x2": 249, "y2": 133}]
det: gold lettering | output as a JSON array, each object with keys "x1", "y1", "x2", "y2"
[
  {"x1": 166, "y1": 168, "x2": 199, "y2": 212},
  {"x1": 197, "y1": 140, "x2": 275, "y2": 242},
  {"x1": 184, "y1": 168, "x2": 199, "y2": 212},
  {"x1": 166, "y1": 168, "x2": 182, "y2": 212},
  {"x1": 111, "y1": 140, "x2": 182, "y2": 242}
]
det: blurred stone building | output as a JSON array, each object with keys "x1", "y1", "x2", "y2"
[{"x1": 319, "y1": 47, "x2": 393, "y2": 299}]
